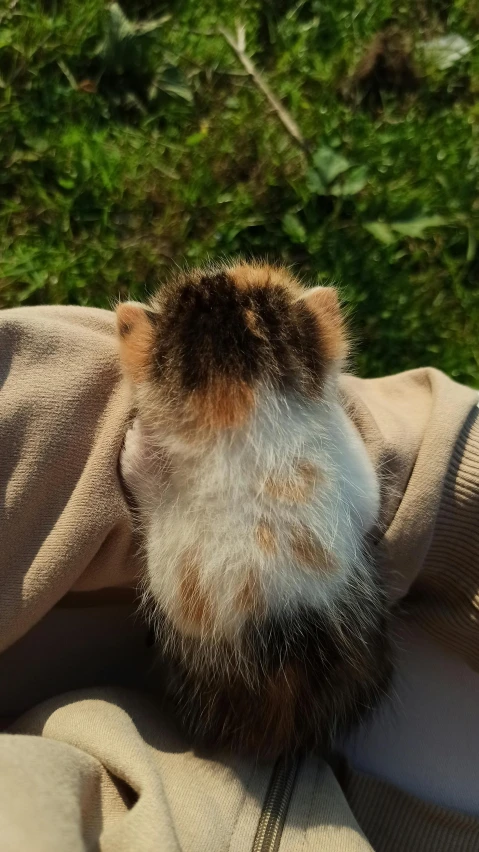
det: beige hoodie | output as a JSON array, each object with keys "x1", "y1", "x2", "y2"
[{"x1": 1, "y1": 305, "x2": 479, "y2": 852}]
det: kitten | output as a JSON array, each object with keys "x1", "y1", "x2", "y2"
[{"x1": 116, "y1": 261, "x2": 392, "y2": 758}]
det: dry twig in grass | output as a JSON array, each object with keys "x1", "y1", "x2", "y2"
[{"x1": 219, "y1": 23, "x2": 307, "y2": 152}]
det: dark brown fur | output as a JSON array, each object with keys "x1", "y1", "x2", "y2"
[
  {"x1": 149, "y1": 265, "x2": 339, "y2": 403},
  {"x1": 159, "y1": 562, "x2": 392, "y2": 759}
]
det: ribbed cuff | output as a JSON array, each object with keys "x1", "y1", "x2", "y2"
[
  {"x1": 409, "y1": 399, "x2": 479, "y2": 671},
  {"x1": 344, "y1": 766, "x2": 479, "y2": 852}
]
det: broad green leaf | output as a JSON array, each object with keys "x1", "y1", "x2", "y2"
[
  {"x1": 420, "y1": 34, "x2": 472, "y2": 71},
  {"x1": 24, "y1": 136, "x2": 49, "y2": 153},
  {"x1": 58, "y1": 177, "x2": 76, "y2": 189},
  {"x1": 364, "y1": 222, "x2": 396, "y2": 244},
  {"x1": 391, "y1": 215, "x2": 445, "y2": 238},
  {"x1": 154, "y1": 79, "x2": 193, "y2": 102},
  {"x1": 107, "y1": 3, "x2": 135, "y2": 42},
  {"x1": 107, "y1": 3, "x2": 169, "y2": 40},
  {"x1": 136, "y1": 15, "x2": 171, "y2": 35},
  {"x1": 8, "y1": 150, "x2": 42, "y2": 164},
  {"x1": 306, "y1": 168, "x2": 327, "y2": 195},
  {"x1": 282, "y1": 212, "x2": 307, "y2": 244},
  {"x1": 0, "y1": 29, "x2": 13, "y2": 50},
  {"x1": 330, "y1": 166, "x2": 368, "y2": 197},
  {"x1": 96, "y1": 3, "x2": 169, "y2": 58},
  {"x1": 150, "y1": 67, "x2": 193, "y2": 103},
  {"x1": 312, "y1": 146, "x2": 350, "y2": 186},
  {"x1": 185, "y1": 131, "x2": 206, "y2": 146}
]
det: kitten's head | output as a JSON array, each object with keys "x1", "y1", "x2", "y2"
[{"x1": 116, "y1": 262, "x2": 347, "y2": 439}]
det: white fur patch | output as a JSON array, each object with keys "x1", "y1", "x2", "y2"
[{"x1": 121, "y1": 380, "x2": 380, "y2": 644}]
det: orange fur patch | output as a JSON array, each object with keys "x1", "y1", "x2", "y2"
[
  {"x1": 289, "y1": 523, "x2": 338, "y2": 572},
  {"x1": 296, "y1": 459, "x2": 320, "y2": 490},
  {"x1": 236, "y1": 569, "x2": 265, "y2": 617},
  {"x1": 190, "y1": 378, "x2": 255, "y2": 431},
  {"x1": 244, "y1": 308, "x2": 267, "y2": 340},
  {"x1": 178, "y1": 555, "x2": 214, "y2": 634},
  {"x1": 116, "y1": 302, "x2": 155, "y2": 384},
  {"x1": 264, "y1": 459, "x2": 321, "y2": 503},
  {"x1": 300, "y1": 287, "x2": 348, "y2": 363},
  {"x1": 228, "y1": 263, "x2": 301, "y2": 297},
  {"x1": 255, "y1": 519, "x2": 277, "y2": 555}
]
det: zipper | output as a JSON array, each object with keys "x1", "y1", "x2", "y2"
[{"x1": 252, "y1": 755, "x2": 300, "y2": 852}]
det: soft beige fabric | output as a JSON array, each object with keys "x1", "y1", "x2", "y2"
[
  {"x1": 1, "y1": 304, "x2": 479, "y2": 851},
  {"x1": 1, "y1": 306, "x2": 141, "y2": 650},
  {"x1": 343, "y1": 621, "x2": 479, "y2": 818}
]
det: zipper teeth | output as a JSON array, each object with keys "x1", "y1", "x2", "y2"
[{"x1": 252, "y1": 756, "x2": 299, "y2": 852}]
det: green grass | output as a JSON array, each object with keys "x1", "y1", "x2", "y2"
[{"x1": 1, "y1": 0, "x2": 479, "y2": 383}]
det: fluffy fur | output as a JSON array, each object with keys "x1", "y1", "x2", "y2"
[{"x1": 117, "y1": 261, "x2": 392, "y2": 758}]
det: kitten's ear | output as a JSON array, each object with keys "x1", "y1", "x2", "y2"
[
  {"x1": 301, "y1": 285, "x2": 340, "y2": 318},
  {"x1": 116, "y1": 301, "x2": 155, "y2": 383},
  {"x1": 298, "y1": 286, "x2": 348, "y2": 363}
]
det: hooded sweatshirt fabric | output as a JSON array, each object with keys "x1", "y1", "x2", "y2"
[{"x1": 1, "y1": 305, "x2": 479, "y2": 852}]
